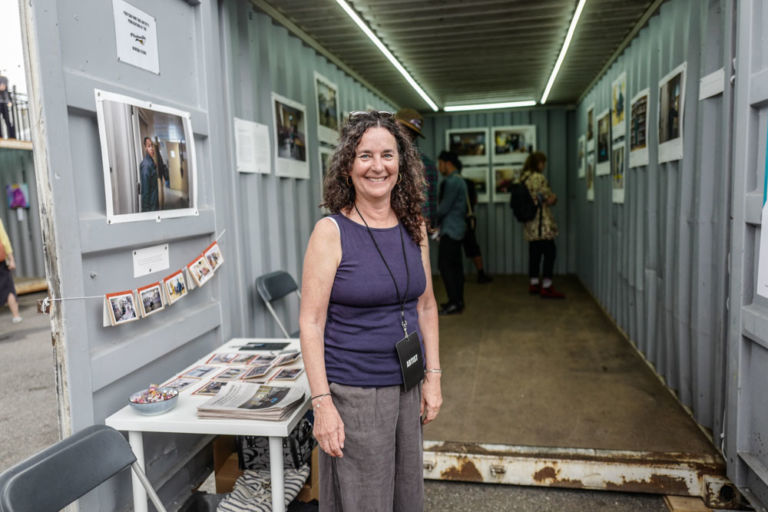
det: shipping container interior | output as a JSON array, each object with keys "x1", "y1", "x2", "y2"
[{"x1": 11, "y1": 0, "x2": 768, "y2": 509}]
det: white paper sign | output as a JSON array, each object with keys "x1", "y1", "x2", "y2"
[
  {"x1": 234, "y1": 118, "x2": 271, "y2": 174},
  {"x1": 132, "y1": 243, "x2": 169, "y2": 278},
  {"x1": 699, "y1": 68, "x2": 724, "y2": 100},
  {"x1": 113, "y1": 0, "x2": 159, "y2": 74}
]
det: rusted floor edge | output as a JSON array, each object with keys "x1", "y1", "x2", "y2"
[{"x1": 423, "y1": 440, "x2": 740, "y2": 509}]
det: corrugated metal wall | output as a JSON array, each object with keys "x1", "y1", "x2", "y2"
[
  {"x1": 0, "y1": 148, "x2": 44, "y2": 278},
  {"x1": 572, "y1": 0, "x2": 731, "y2": 441},
  {"x1": 421, "y1": 109, "x2": 572, "y2": 275}
]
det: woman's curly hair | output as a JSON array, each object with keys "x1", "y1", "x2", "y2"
[{"x1": 322, "y1": 111, "x2": 426, "y2": 245}]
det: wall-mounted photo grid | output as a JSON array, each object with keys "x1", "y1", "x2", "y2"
[
  {"x1": 491, "y1": 125, "x2": 535, "y2": 203},
  {"x1": 446, "y1": 128, "x2": 489, "y2": 203},
  {"x1": 95, "y1": 89, "x2": 198, "y2": 224}
]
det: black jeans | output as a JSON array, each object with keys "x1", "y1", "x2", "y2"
[
  {"x1": 439, "y1": 235, "x2": 464, "y2": 306},
  {"x1": 529, "y1": 239, "x2": 556, "y2": 279},
  {"x1": 0, "y1": 103, "x2": 15, "y2": 139}
]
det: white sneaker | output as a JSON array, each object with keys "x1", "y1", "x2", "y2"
[{"x1": 12, "y1": 316, "x2": 22, "y2": 324}]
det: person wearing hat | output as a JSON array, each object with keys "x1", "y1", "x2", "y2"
[{"x1": 395, "y1": 108, "x2": 438, "y2": 230}]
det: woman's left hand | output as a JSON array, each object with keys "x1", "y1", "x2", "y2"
[
  {"x1": 421, "y1": 373, "x2": 442, "y2": 425},
  {"x1": 7, "y1": 255, "x2": 15, "y2": 271}
]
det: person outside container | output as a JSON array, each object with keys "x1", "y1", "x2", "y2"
[
  {"x1": 299, "y1": 111, "x2": 441, "y2": 511},
  {"x1": 0, "y1": 218, "x2": 22, "y2": 323},
  {"x1": 436, "y1": 151, "x2": 468, "y2": 315},
  {"x1": 520, "y1": 151, "x2": 565, "y2": 299},
  {"x1": 0, "y1": 74, "x2": 16, "y2": 139},
  {"x1": 394, "y1": 108, "x2": 438, "y2": 230}
]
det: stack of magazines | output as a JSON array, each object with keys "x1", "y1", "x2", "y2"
[{"x1": 197, "y1": 382, "x2": 306, "y2": 421}]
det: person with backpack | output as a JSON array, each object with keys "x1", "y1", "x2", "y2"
[
  {"x1": 435, "y1": 151, "x2": 468, "y2": 315},
  {"x1": 518, "y1": 151, "x2": 565, "y2": 299}
]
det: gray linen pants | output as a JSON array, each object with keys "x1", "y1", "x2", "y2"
[{"x1": 319, "y1": 382, "x2": 423, "y2": 512}]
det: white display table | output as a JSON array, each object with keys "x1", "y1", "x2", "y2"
[{"x1": 105, "y1": 338, "x2": 310, "y2": 512}]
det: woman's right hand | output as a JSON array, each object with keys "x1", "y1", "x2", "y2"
[{"x1": 313, "y1": 397, "x2": 345, "y2": 457}]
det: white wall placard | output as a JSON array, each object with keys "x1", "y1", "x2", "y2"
[
  {"x1": 234, "y1": 117, "x2": 271, "y2": 174},
  {"x1": 699, "y1": 68, "x2": 725, "y2": 100},
  {"x1": 132, "y1": 243, "x2": 169, "y2": 278},
  {"x1": 113, "y1": 0, "x2": 160, "y2": 74}
]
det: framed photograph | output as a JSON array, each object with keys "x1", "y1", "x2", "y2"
[
  {"x1": 318, "y1": 145, "x2": 334, "y2": 206},
  {"x1": 163, "y1": 269, "x2": 188, "y2": 305},
  {"x1": 629, "y1": 88, "x2": 650, "y2": 168},
  {"x1": 445, "y1": 128, "x2": 489, "y2": 166},
  {"x1": 596, "y1": 109, "x2": 611, "y2": 176},
  {"x1": 137, "y1": 282, "x2": 165, "y2": 318},
  {"x1": 187, "y1": 254, "x2": 214, "y2": 288},
  {"x1": 94, "y1": 89, "x2": 198, "y2": 224},
  {"x1": 105, "y1": 290, "x2": 139, "y2": 326},
  {"x1": 612, "y1": 142, "x2": 625, "y2": 204},
  {"x1": 161, "y1": 376, "x2": 199, "y2": 392},
  {"x1": 658, "y1": 62, "x2": 686, "y2": 163},
  {"x1": 586, "y1": 153, "x2": 595, "y2": 202},
  {"x1": 577, "y1": 135, "x2": 586, "y2": 178},
  {"x1": 203, "y1": 241, "x2": 223, "y2": 272},
  {"x1": 461, "y1": 167, "x2": 489, "y2": 204},
  {"x1": 272, "y1": 93, "x2": 309, "y2": 179},
  {"x1": 491, "y1": 125, "x2": 536, "y2": 164},
  {"x1": 611, "y1": 72, "x2": 627, "y2": 140},
  {"x1": 586, "y1": 104, "x2": 595, "y2": 151},
  {"x1": 6, "y1": 184, "x2": 29, "y2": 208},
  {"x1": 273, "y1": 368, "x2": 304, "y2": 381},
  {"x1": 215, "y1": 367, "x2": 248, "y2": 381},
  {"x1": 492, "y1": 166, "x2": 522, "y2": 203},
  {"x1": 192, "y1": 380, "x2": 228, "y2": 396},
  {"x1": 315, "y1": 72, "x2": 340, "y2": 145},
  {"x1": 181, "y1": 365, "x2": 218, "y2": 379}
]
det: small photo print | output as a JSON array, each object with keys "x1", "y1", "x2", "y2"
[
  {"x1": 242, "y1": 364, "x2": 273, "y2": 380},
  {"x1": 182, "y1": 365, "x2": 219, "y2": 379},
  {"x1": 229, "y1": 353, "x2": 256, "y2": 365},
  {"x1": 207, "y1": 353, "x2": 238, "y2": 365},
  {"x1": 273, "y1": 368, "x2": 304, "y2": 381},
  {"x1": 274, "y1": 350, "x2": 301, "y2": 366},
  {"x1": 163, "y1": 270, "x2": 188, "y2": 305},
  {"x1": 137, "y1": 282, "x2": 165, "y2": 318},
  {"x1": 162, "y1": 376, "x2": 199, "y2": 392},
  {"x1": 252, "y1": 354, "x2": 278, "y2": 365},
  {"x1": 215, "y1": 367, "x2": 248, "y2": 381},
  {"x1": 187, "y1": 254, "x2": 214, "y2": 287},
  {"x1": 106, "y1": 290, "x2": 139, "y2": 326},
  {"x1": 203, "y1": 241, "x2": 224, "y2": 272},
  {"x1": 192, "y1": 380, "x2": 228, "y2": 396}
]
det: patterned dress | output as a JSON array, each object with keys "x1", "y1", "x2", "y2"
[{"x1": 521, "y1": 170, "x2": 558, "y2": 241}]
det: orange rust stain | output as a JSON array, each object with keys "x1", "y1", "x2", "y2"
[
  {"x1": 440, "y1": 459, "x2": 483, "y2": 482},
  {"x1": 604, "y1": 474, "x2": 688, "y2": 494},
  {"x1": 533, "y1": 466, "x2": 558, "y2": 482}
]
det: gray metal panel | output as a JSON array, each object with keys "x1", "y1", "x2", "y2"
[
  {"x1": 728, "y1": 0, "x2": 768, "y2": 506},
  {"x1": 0, "y1": 148, "x2": 45, "y2": 278},
  {"x1": 421, "y1": 108, "x2": 572, "y2": 276},
  {"x1": 573, "y1": 0, "x2": 732, "y2": 477}
]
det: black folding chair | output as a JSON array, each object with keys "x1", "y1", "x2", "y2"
[
  {"x1": 255, "y1": 271, "x2": 301, "y2": 338},
  {"x1": 0, "y1": 424, "x2": 167, "y2": 512}
]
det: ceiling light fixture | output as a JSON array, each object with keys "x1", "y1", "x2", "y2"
[
  {"x1": 541, "y1": 0, "x2": 587, "y2": 104},
  {"x1": 335, "y1": 0, "x2": 439, "y2": 112},
  {"x1": 443, "y1": 100, "x2": 537, "y2": 112}
]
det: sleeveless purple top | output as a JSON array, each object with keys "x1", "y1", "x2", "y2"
[{"x1": 324, "y1": 213, "x2": 426, "y2": 387}]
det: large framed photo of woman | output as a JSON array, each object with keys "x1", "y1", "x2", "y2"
[
  {"x1": 95, "y1": 89, "x2": 198, "y2": 224},
  {"x1": 445, "y1": 128, "x2": 489, "y2": 166},
  {"x1": 272, "y1": 93, "x2": 309, "y2": 179}
]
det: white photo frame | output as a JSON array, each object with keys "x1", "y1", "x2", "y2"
[
  {"x1": 314, "y1": 72, "x2": 340, "y2": 145},
  {"x1": 586, "y1": 104, "x2": 595, "y2": 152},
  {"x1": 577, "y1": 134, "x2": 586, "y2": 178},
  {"x1": 187, "y1": 254, "x2": 214, "y2": 288},
  {"x1": 272, "y1": 93, "x2": 310, "y2": 179},
  {"x1": 137, "y1": 282, "x2": 165, "y2": 318},
  {"x1": 163, "y1": 269, "x2": 188, "y2": 305},
  {"x1": 203, "y1": 241, "x2": 224, "y2": 272},
  {"x1": 445, "y1": 128, "x2": 489, "y2": 166},
  {"x1": 629, "y1": 88, "x2": 650, "y2": 168},
  {"x1": 596, "y1": 109, "x2": 611, "y2": 176},
  {"x1": 586, "y1": 153, "x2": 595, "y2": 202},
  {"x1": 105, "y1": 290, "x2": 139, "y2": 326},
  {"x1": 658, "y1": 62, "x2": 686, "y2": 163},
  {"x1": 491, "y1": 125, "x2": 536, "y2": 165},
  {"x1": 95, "y1": 89, "x2": 199, "y2": 224},
  {"x1": 492, "y1": 166, "x2": 522, "y2": 203},
  {"x1": 462, "y1": 167, "x2": 490, "y2": 203},
  {"x1": 611, "y1": 72, "x2": 627, "y2": 140},
  {"x1": 612, "y1": 141, "x2": 626, "y2": 204},
  {"x1": 318, "y1": 146, "x2": 334, "y2": 209}
]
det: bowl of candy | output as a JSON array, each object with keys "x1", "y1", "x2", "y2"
[{"x1": 129, "y1": 385, "x2": 179, "y2": 415}]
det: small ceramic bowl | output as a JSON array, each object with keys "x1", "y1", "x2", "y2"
[{"x1": 129, "y1": 387, "x2": 179, "y2": 415}]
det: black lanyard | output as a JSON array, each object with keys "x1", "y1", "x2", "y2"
[{"x1": 353, "y1": 204, "x2": 411, "y2": 336}]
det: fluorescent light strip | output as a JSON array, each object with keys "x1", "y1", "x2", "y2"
[
  {"x1": 541, "y1": 0, "x2": 587, "y2": 104},
  {"x1": 444, "y1": 100, "x2": 537, "y2": 112},
  {"x1": 336, "y1": 0, "x2": 439, "y2": 112}
]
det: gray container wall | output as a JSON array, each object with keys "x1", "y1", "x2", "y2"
[
  {"x1": 421, "y1": 109, "x2": 572, "y2": 275},
  {"x1": 0, "y1": 148, "x2": 44, "y2": 278},
  {"x1": 21, "y1": 0, "x2": 393, "y2": 509},
  {"x1": 573, "y1": 0, "x2": 731, "y2": 443}
]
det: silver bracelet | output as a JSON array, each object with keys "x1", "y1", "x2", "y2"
[{"x1": 426, "y1": 368, "x2": 442, "y2": 374}]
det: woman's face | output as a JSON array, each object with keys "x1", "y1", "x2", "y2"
[
  {"x1": 537, "y1": 159, "x2": 546, "y2": 172},
  {"x1": 350, "y1": 126, "x2": 400, "y2": 202}
]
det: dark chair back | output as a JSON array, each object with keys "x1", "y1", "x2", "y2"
[{"x1": 255, "y1": 271, "x2": 301, "y2": 338}]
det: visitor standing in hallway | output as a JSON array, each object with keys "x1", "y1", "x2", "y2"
[{"x1": 436, "y1": 150, "x2": 468, "y2": 314}]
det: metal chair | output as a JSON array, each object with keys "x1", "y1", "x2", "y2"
[
  {"x1": 0, "y1": 424, "x2": 167, "y2": 512},
  {"x1": 255, "y1": 270, "x2": 301, "y2": 338}
]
